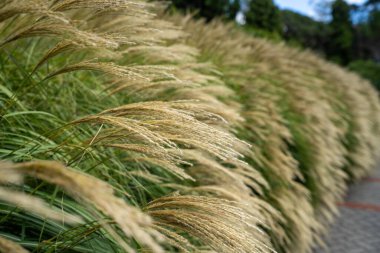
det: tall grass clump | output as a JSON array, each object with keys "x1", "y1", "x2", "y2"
[
  {"x1": 0, "y1": 1, "x2": 379, "y2": 253},
  {"x1": 168, "y1": 14, "x2": 380, "y2": 253}
]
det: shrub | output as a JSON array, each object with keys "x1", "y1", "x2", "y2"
[{"x1": 349, "y1": 60, "x2": 380, "y2": 90}]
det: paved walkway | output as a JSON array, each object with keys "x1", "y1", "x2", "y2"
[{"x1": 315, "y1": 168, "x2": 380, "y2": 253}]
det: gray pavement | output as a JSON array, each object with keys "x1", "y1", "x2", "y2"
[{"x1": 314, "y1": 168, "x2": 380, "y2": 253}]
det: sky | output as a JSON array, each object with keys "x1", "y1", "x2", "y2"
[{"x1": 275, "y1": 0, "x2": 367, "y2": 19}]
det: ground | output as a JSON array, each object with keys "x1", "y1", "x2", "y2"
[{"x1": 315, "y1": 168, "x2": 380, "y2": 253}]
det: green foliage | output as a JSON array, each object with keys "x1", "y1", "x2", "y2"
[
  {"x1": 368, "y1": 6, "x2": 380, "y2": 31},
  {"x1": 228, "y1": 0, "x2": 241, "y2": 20},
  {"x1": 170, "y1": 0, "x2": 240, "y2": 21},
  {"x1": 328, "y1": 0, "x2": 354, "y2": 65},
  {"x1": 351, "y1": 5, "x2": 380, "y2": 63},
  {"x1": 367, "y1": 8, "x2": 380, "y2": 60},
  {"x1": 242, "y1": 25, "x2": 282, "y2": 42},
  {"x1": 245, "y1": 0, "x2": 282, "y2": 33},
  {"x1": 349, "y1": 60, "x2": 380, "y2": 89},
  {"x1": 282, "y1": 10, "x2": 330, "y2": 53}
]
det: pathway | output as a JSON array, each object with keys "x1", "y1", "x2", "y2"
[{"x1": 315, "y1": 167, "x2": 380, "y2": 253}]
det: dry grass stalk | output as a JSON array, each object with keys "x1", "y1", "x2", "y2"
[
  {"x1": 0, "y1": 162, "x2": 23, "y2": 184},
  {"x1": 152, "y1": 223, "x2": 196, "y2": 252},
  {"x1": 1, "y1": 161, "x2": 164, "y2": 253},
  {"x1": 0, "y1": 187, "x2": 83, "y2": 224},
  {"x1": 49, "y1": 0, "x2": 152, "y2": 12},
  {"x1": 0, "y1": 237, "x2": 29, "y2": 253},
  {"x1": 33, "y1": 39, "x2": 118, "y2": 72},
  {"x1": 72, "y1": 101, "x2": 245, "y2": 162},
  {"x1": 146, "y1": 195, "x2": 273, "y2": 253},
  {"x1": 44, "y1": 61, "x2": 175, "y2": 81}
]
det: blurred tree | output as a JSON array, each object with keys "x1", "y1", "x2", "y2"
[
  {"x1": 328, "y1": 0, "x2": 354, "y2": 65},
  {"x1": 228, "y1": 0, "x2": 241, "y2": 20},
  {"x1": 170, "y1": 0, "x2": 240, "y2": 21},
  {"x1": 245, "y1": 0, "x2": 282, "y2": 33},
  {"x1": 351, "y1": 0, "x2": 380, "y2": 61},
  {"x1": 366, "y1": 0, "x2": 380, "y2": 5},
  {"x1": 282, "y1": 10, "x2": 330, "y2": 53},
  {"x1": 367, "y1": 5, "x2": 380, "y2": 61},
  {"x1": 311, "y1": 0, "x2": 334, "y2": 21}
]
